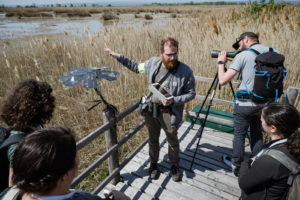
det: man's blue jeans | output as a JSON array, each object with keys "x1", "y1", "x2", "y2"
[{"x1": 232, "y1": 104, "x2": 263, "y2": 167}]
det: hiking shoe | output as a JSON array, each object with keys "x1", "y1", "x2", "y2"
[
  {"x1": 222, "y1": 155, "x2": 240, "y2": 177},
  {"x1": 171, "y1": 165, "x2": 181, "y2": 182},
  {"x1": 223, "y1": 155, "x2": 233, "y2": 168},
  {"x1": 149, "y1": 163, "x2": 159, "y2": 179},
  {"x1": 233, "y1": 165, "x2": 241, "y2": 177}
]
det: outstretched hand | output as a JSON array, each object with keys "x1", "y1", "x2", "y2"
[{"x1": 104, "y1": 48, "x2": 121, "y2": 59}]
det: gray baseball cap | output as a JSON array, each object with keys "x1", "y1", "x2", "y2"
[{"x1": 232, "y1": 32, "x2": 259, "y2": 50}]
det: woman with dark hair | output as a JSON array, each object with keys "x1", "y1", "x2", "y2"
[
  {"x1": 0, "y1": 79, "x2": 55, "y2": 187},
  {"x1": 1, "y1": 127, "x2": 130, "y2": 200},
  {"x1": 238, "y1": 102, "x2": 300, "y2": 200}
]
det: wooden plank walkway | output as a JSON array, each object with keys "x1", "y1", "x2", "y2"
[{"x1": 99, "y1": 121, "x2": 251, "y2": 200}]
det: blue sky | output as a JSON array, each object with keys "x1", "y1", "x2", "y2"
[{"x1": 1, "y1": 0, "x2": 298, "y2": 6}]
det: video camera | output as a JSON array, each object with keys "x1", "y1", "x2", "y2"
[{"x1": 211, "y1": 50, "x2": 240, "y2": 58}]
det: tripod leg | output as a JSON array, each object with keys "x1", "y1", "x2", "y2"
[
  {"x1": 190, "y1": 78, "x2": 219, "y2": 170},
  {"x1": 229, "y1": 81, "x2": 235, "y2": 97},
  {"x1": 191, "y1": 73, "x2": 218, "y2": 128}
]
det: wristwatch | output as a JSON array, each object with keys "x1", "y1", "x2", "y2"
[{"x1": 218, "y1": 60, "x2": 224, "y2": 65}]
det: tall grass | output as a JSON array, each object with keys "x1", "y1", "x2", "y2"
[{"x1": 0, "y1": 4, "x2": 299, "y2": 191}]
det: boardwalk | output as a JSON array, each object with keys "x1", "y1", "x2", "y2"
[{"x1": 100, "y1": 121, "x2": 251, "y2": 200}]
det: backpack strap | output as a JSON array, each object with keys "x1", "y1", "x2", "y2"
[
  {"x1": 236, "y1": 48, "x2": 260, "y2": 81},
  {"x1": 2, "y1": 186, "x2": 20, "y2": 200},
  {"x1": 264, "y1": 149, "x2": 299, "y2": 186},
  {"x1": 247, "y1": 48, "x2": 261, "y2": 56},
  {"x1": 0, "y1": 134, "x2": 25, "y2": 150},
  {"x1": 248, "y1": 47, "x2": 275, "y2": 56},
  {"x1": 264, "y1": 149, "x2": 298, "y2": 171}
]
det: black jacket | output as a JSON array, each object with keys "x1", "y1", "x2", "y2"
[{"x1": 239, "y1": 140, "x2": 295, "y2": 200}]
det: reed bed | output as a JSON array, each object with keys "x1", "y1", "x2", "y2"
[{"x1": 1, "y1": 4, "x2": 300, "y2": 191}]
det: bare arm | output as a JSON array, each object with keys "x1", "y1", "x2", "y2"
[
  {"x1": 104, "y1": 48, "x2": 121, "y2": 59},
  {"x1": 217, "y1": 51, "x2": 238, "y2": 86},
  {"x1": 105, "y1": 48, "x2": 143, "y2": 74}
]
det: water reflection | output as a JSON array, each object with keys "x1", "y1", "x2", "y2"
[
  {"x1": 0, "y1": 14, "x2": 168, "y2": 40},
  {"x1": 0, "y1": 16, "x2": 104, "y2": 39}
]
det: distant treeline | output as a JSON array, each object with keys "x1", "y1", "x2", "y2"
[
  {"x1": 0, "y1": 2, "x2": 245, "y2": 9},
  {"x1": 149, "y1": 1, "x2": 247, "y2": 6}
]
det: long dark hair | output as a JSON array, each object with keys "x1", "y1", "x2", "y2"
[
  {"x1": 12, "y1": 127, "x2": 77, "y2": 194},
  {"x1": 287, "y1": 131, "x2": 300, "y2": 162},
  {"x1": 261, "y1": 102, "x2": 300, "y2": 138}
]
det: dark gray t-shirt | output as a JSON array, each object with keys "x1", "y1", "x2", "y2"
[{"x1": 152, "y1": 64, "x2": 171, "y2": 103}]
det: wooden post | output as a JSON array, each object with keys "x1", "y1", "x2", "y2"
[
  {"x1": 285, "y1": 87, "x2": 299, "y2": 106},
  {"x1": 103, "y1": 107, "x2": 120, "y2": 185}
]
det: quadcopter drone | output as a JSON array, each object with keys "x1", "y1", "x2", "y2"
[{"x1": 59, "y1": 66, "x2": 120, "y2": 113}]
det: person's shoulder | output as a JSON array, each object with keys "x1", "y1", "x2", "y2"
[
  {"x1": 258, "y1": 154, "x2": 282, "y2": 168},
  {"x1": 238, "y1": 49, "x2": 258, "y2": 57},
  {"x1": 250, "y1": 44, "x2": 273, "y2": 53},
  {"x1": 72, "y1": 190, "x2": 103, "y2": 200},
  {"x1": 260, "y1": 145, "x2": 290, "y2": 166},
  {"x1": 145, "y1": 57, "x2": 162, "y2": 70},
  {"x1": 270, "y1": 145, "x2": 298, "y2": 163},
  {"x1": 147, "y1": 57, "x2": 161, "y2": 63},
  {"x1": 177, "y1": 61, "x2": 192, "y2": 71}
]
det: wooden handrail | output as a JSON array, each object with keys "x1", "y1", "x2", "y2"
[
  {"x1": 71, "y1": 120, "x2": 145, "y2": 188},
  {"x1": 76, "y1": 101, "x2": 139, "y2": 151},
  {"x1": 195, "y1": 94, "x2": 234, "y2": 105},
  {"x1": 194, "y1": 76, "x2": 240, "y2": 87}
]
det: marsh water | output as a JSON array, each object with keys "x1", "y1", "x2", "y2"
[{"x1": 0, "y1": 13, "x2": 171, "y2": 40}]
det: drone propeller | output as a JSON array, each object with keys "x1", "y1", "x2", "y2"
[
  {"x1": 59, "y1": 66, "x2": 120, "y2": 114},
  {"x1": 59, "y1": 74, "x2": 85, "y2": 88},
  {"x1": 60, "y1": 66, "x2": 120, "y2": 88}
]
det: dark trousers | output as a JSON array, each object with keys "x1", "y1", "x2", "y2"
[
  {"x1": 145, "y1": 111, "x2": 179, "y2": 166},
  {"x1": 232, "y1": 104, "x2": 263, "y2": 166}
]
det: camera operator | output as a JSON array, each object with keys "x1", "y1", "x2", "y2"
[
  {"x1": 217, "y1": 32, "x2": 276, "y2": 176},
  {"x1": 104, "y1": 37, "x2": 195, "y2": 182}
]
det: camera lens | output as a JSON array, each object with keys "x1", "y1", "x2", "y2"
[{"x1": 211, "y1": 50, "x2": 221, "y2": 58}]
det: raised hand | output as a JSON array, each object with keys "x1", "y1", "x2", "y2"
[{"x1": 104, "y1": 48, "x2": 121, "y2": 59}]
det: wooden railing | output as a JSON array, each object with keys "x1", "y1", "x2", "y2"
[
  {"x1": 71, "y1": 101, "x2": 148, "y2": 194},
  {"x1": 71, "y1": 76, "x2": 299, "y2": 194}
]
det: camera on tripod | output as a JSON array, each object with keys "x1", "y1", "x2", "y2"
[{"x1": 211, "y1": 50, "x2": 240, "y2": 58}]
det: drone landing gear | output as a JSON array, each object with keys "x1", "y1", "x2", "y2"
[{"x1": 88, "y1": 88, "x2": 118, "y2": 115}]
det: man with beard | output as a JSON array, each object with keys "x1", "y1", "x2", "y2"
[
  {"x1": 104, "y1": 37, "x2": 195, "y2": 182},
  {"x1": 217, "y1": 32, "x2": 276, "y2": 177}
]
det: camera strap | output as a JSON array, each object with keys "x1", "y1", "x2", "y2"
[{"x1": 143, "y1": 68, "x2": 171, "y2": 101}]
